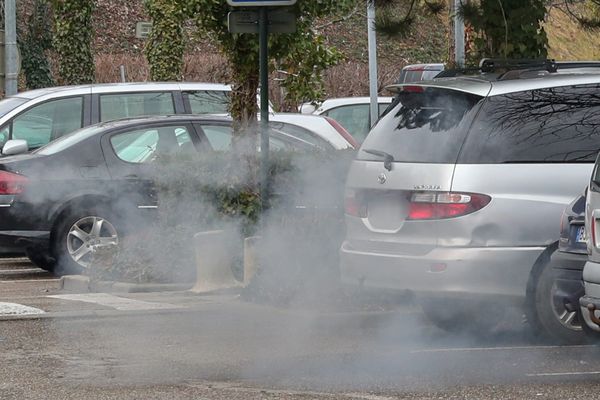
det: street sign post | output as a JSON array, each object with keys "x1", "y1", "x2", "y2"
[
  {"x1": 227, "y1": 0, "x2": 296, "y2": 6},
  {"x1": 226, "y1": 0, "x2": 297, "y2": 209},
  {"x1": 228, "y1": 9, "x2": 296, "y2": 34}
]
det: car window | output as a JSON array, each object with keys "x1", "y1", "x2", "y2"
[
  {"x1": 268, "y1": 121, "x2": 330, "y2": 149},
  {"x1": 0, "y1": 97, "x2": 27, "y2": 118},
  {"x1": 110, "y1": 125, "x2": 195, "y2": 163},
  {"x1": 378, "y1": 103, "x2": 390, "y2": 116},
  {"x1": 201, "y1": 125, "x2": 233, "y2": 151},
  {"x1": 398, "y1": 70, "x2": 423, "y2": 84},
  {"x1": 10, "y1": 97, "x2": 83, "y2": 149},
  {"x1": 184, "y1": 91, "x2": 230, "y2": 114},
  {"x1": 460, "y1": 84, "x2": 600, "y2": 163},
  {"x1": 359, "y1": 88, "x2": 483, "y2": 163},
  {"x1": 100, "y1": 92, "x2": 175, "y2": 121},
  {"x1": 36, "y1": 125, "x2": 105, "y2": 156},
  {"x1": 198, "y1": 123, "x2": 306, "y2": 152},
  {"x1": 324, "y1": 104, "x2": 369, "y2": 141}
]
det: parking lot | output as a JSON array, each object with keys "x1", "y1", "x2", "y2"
[{"x1": 2, "y1": 258, "x2": 600, "y2": 399}]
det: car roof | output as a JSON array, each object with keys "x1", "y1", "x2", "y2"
[
  {"x1": 387, "y1": 69, "x2": 600, "y2": 98},
  {"x1": 89, "y1": 114, "x2": 233, "y2": 130},
  {"x1": 318, "y1": 97, "x2": 394, "y2": 109},
  {"x1": 9, "y1": 82, "x2": 232, "y2": 100},
  {"x1": 401, "y1": 63, "x2": 445, "y2": 71}
]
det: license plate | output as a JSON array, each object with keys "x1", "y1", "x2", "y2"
[{"x1": 576, "y1": 226, "x2": 587, "y2": 243}]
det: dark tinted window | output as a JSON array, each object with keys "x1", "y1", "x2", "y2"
[
  {"x1": 358, "y1": 88, "x2": 483, "y2": 163},
  {"x1": 460, "y1": 85, "x2": 600, "y2": 163}
]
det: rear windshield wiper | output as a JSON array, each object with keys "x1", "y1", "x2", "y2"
[{"x1": 363, "y1": 148, "x2": 394, "y2": 171}]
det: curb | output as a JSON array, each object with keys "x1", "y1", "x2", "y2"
[{"x1": 60, "y1": 275, "x2": 194, "y2": 294}]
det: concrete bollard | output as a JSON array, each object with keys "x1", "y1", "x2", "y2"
[
  {"x1": 189, "y1": 230, "x2": 241, "y2": 293},
  {"x1": 243, "y1": 236, "x2": 261, "y2": 286}
]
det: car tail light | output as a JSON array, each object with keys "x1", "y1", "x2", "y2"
[
  {"x1": 407, "y1": 192, "x2": 491, "y2": 220},
  {"x1": 0, "y1": 170, "x2": 27, "y2": 194},
  {"x1": 325, "y1": 117, "x2": 359, "y2": 148},
  {"x1": 345, "y1": 189, "x2": 367, "y2": 218}
]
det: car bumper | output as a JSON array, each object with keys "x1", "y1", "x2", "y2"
[
  {"x1": 339, "y1": 241, "x2": 545, "y2": 300},
  {"x1": 550, "y1": 249, "x2": 587, "y2": 271},
  {"x1": 580, "y1": 259, "x2": 600, "y2": 332}
]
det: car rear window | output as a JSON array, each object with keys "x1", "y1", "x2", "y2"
[
  {"x1": 459, "y1": 84, "x2": 600, "y2": 163},
  {"x1": 358, "y1": 87, "x2": 483, "y2": 164}
]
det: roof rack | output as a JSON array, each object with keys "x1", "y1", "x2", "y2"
[{"x1": 435, "y1": 59, "x2": 600, "y2": 79}]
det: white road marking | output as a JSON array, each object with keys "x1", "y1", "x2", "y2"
[
  {"x1": 527, "y1": 371, "x2": 600, "y2": 377},
  {"x1": 0, "y1": 302, "x2": 45, "y2": 315},
  {"x1": 47, "y1": 293, "x2": 181, "y2": 311},
  {"x1": 410, "y1": 344, "x2": 597, "y2": 354}
]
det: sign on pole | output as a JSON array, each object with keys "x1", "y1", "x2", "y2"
[
  {"x1": 228, "y1": 9, "x2": 296, "y2": 34},
  {"x1": 227, "y1": 0, "x2": 296, "y2": 6}
]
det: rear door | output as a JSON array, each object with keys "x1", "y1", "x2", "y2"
[
  {"x1": 453, "y1": 84, "x2": 600, "y2": 247},
  {"x1": 346, "y1": 86, "x2": 486, "y2": 251}
]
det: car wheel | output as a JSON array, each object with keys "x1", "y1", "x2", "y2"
[
  {"x1": 532, "y1": 259, "x2": 588, "y2": 344},
  {"x1": 52, "y1": 207, "x2": 119, "y2": 275}
]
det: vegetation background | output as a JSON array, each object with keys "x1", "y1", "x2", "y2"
[{"x1": 14, "y1": 0, "x2": 600, "y2": 110}]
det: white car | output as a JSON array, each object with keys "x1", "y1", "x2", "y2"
[
  {"x1": 268, "y1": 113, "x2": 357, "y2": 150},
  {"x1": 0, "y1": 82, "x2": 278, "y2": 155},
  {"x1": 298, "y1": 97, "x2": 394, "y2": 143}
]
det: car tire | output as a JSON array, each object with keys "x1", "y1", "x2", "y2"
[
  {"x1": 25, "y1": 249, "x2": 55, "y2": 272},
  {"x1": 51, "y1": 206, "x2": 120, "y2": 275},
  {"x1": 531, "y1": 258, "x2": 588, "y2": 345}
]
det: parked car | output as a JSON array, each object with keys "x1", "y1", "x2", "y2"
[
  {"x1": 0, "y1": 115, "x2": 338, "y2": 274},
  {"x1": 269, "y1": 113, "x2": 357, "y2": 149},
  {"x1": 532, "y1": 192, "x2": 587, "y2": 343},
  {"x1": 397, "y1": 63, "x2": 445, "y2": 83},
  {"x1": 580, "y1": 156, "x2": 600, "y2": 333},
  {"x1": 340, "y1": 60, "x2": 600, "y2": 341},
  {"x1": 0, "y1": 82, "x2": 284, "y2": 155},
  {"x1": 298, "y1": 97, "x2": 393, "y2": 143}
]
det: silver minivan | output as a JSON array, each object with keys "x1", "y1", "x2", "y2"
[{"x1": 341, "y1": 63, "x2": 600, "y2": 341}]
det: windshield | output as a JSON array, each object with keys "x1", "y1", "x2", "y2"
[
  {"x1": 35, "y1": 125, "x2": 104, "y2": 155},
  {"x1": 0, "y1": 97, "x2": 27, "y2": 118},
  {"x1": 359, "y1": 87, "x2": 483, "y2": 163}
]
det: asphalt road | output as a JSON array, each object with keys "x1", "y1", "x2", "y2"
[{"x1": 3, "y1": 260, "x2": 600, "y2": 399}]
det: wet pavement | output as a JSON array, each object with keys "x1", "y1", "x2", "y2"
[{"x1": 2, "y1": 258, "x2": 600, "y2": 399}]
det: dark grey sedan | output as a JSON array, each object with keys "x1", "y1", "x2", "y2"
[{"x1": 0, "y1": 115, "x2": 327, "y2": 274}]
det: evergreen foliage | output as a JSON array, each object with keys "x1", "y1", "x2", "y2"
[
  {"x1": 51, "y1": 0, "x2": 95, "y2": 85},
  {"x1": 19, "y1": 0, "x2": 54, "y2": 89}
]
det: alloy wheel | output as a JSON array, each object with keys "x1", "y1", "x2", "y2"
[{"x1": 66, "y1": 216, "x2": 118, "y2": 269}]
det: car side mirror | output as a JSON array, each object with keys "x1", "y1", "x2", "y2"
[{"x1": 2, "y1": 139, "x2": 28, "y2": 156}]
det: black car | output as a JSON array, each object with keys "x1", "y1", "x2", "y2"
[
  {"x1": 529, "y1": 191, "x2": 588, "y2": 343},
  {"x1": 0, "y1": 115, "x2": 328, "y2": 274}
]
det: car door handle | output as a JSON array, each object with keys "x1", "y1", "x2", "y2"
[{"x1": 124, "y1": 174, "x2": 140, "y2": 179}]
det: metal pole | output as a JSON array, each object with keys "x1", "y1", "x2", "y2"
[
  {"x1": 259, "y1": 7, "x2": 270, "y2": 208},
  {"x1": 367, "y1": 1, "x2": 378, "y2": 128},
  {"x1": 4, "y1": 0, "x2": 17, "y2": 95},
  {"x1": 119, "y1": 65, "x2": 126, "y2": 83},
  {"x1": 454, "y1": 0, "x2": 465, "y2": 67}
]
